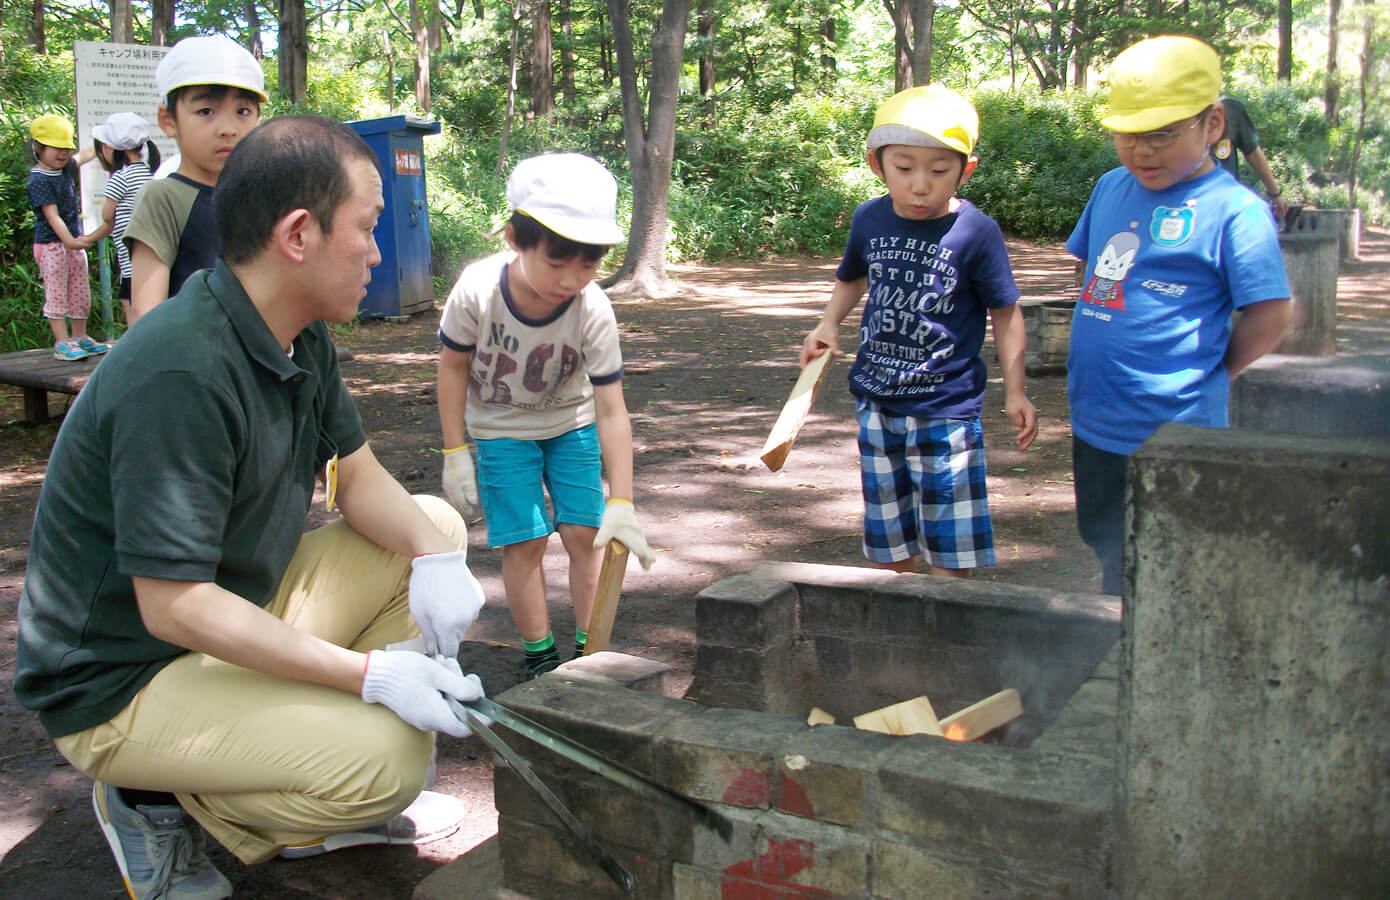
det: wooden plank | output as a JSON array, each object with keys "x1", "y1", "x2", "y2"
[
  {"x1": 852, "y1": 696, "x2": 944, "y2": 737},
  {"x1": 807, "y1": 707, "x2": 836, "y2": 727},
  {"x1": 583, "y1": 541, "x2": 630, "y2": 655},
  {"x1": 939, "y1": 689, "x2": 1023, "y2": 742},
  {"x1": 759, "y1": 351, "x2": 833, "y2": 472},
  {"x1": 0, "y1": 348, "x2": 100, "y2": 393}
]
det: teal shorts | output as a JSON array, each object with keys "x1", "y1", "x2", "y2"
[{"x1": 474, "y1": 423, "x2": 604, "y2": 548}]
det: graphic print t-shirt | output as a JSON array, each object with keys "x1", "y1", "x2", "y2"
[{"x1": 836, "y1": 196, "x2": 1020, "y2": 419}]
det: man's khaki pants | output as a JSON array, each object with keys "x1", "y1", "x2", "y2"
[{"x1": 56, "y1": 495, "x2": 468, "y2": 864}]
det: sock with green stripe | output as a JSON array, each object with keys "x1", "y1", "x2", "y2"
[
  {"x1": 523, "y1": 633, "x2": 560, "y2": 677},
  {"x1": 574, "y1": 628, "x2": 588, "y2": 659}
]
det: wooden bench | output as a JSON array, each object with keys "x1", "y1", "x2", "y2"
[{"x1": 0, "y1": 343, "x2": 357, "y2": 426}]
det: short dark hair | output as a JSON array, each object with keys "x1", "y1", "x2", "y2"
[
  {"x1": 509, "y1": 211, "x2": 609, "y2": 264},
  {"x1": 94, "y1": 138, "x2": 161, "y2": 175},
  {"x1": 164, "y1": 84, "x2": 263, "y2": 121},
  {"x1": 214, "y1": 115, "x2": 380, "y2": 265},
  {"x1": 873, "y1": 144, "x2": 970, "y2": 177}
]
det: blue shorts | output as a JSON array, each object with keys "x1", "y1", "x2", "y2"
[
  {"x1": 855, "y1": 399, "x2": 995, "y2": 569},
  {"x1": 474, "y1": 424, "x2": 605, "y2": 548}
]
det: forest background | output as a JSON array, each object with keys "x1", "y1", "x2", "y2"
[{"x1": 0, "y1": 0, "x2": 1386, "y2": 351}]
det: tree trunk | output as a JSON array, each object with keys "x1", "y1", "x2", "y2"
[
  {"x1": 908, "y1": 0, "x2": 932, "y2": 85},
  {"x1": 559, "y1": 0, "x2": 576, "y2": 106},
  {"x1": 603, "y1": 0, "x2": 690, "y2": 299},
  {"x1": 278, "y1": 0, "x2": 308, "y2": 103},
  {"x1": 1348, "y1": 0, "x2": 1374, "y2": 212},
  {"x1": 698, "y1": 0, "x2": 714, "y2": 96},
  {"x1": 412, "y1": 0, "x2": 433, "y2": 111},
  {"x1": 882, "y1": 0, "x2": 910, "y2": 90},
  {"x1": 498, "y1": 0, "x2": 522, "y2": 178},
  {"x1": 1276, "y1": 0, "x2": 1292, "y2": 80},
  {"x1": 245, "y1": 0, "x2": 263, "y2": 58},
  {"x1": 110, "y1": 0, "x2": 133, "y2": 43},
  {"x1": 31, "y1": 0, "x2": 44, "y2": 53},
  {"x1": 1071, "y1": 0, "x2": 1087, "y2": 89},
  {"x1": 1325, "y1": 0, "x2": 1341, "y2": 124},
  {"x1": 820, "y1": 17, "x2": 836, "y2": 77},
  {"x1": 151, "y1": 0, "x2": 174, "y2": 46},
  {"x1": 531, "y1": 0, "x2": 554, "y2": 118}
]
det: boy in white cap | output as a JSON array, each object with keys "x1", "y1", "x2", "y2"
[
  {"x1": 125, "y1": 34, "x2": 266, "y2": 322},
  {"x1": 800, "y1": 85, "x2": 1036, "y2": 579},
  {"x1": 1067, "y1": 36, "x2": 1291, "y2": 593},
  {"x1": 436, "y1": 152, "x2": 655, "y2": 678}
]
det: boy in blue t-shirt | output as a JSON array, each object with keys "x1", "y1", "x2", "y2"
[
  {"x1": 802, "y1": 85, "x2": 1037, "y2": 578},
  {"x1": 1067, "y1": 36, "x2": 1291, "y2": 594}
]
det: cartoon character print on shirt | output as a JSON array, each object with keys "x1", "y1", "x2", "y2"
[
  {"x1": 1080, "y1": 229, "x2": 1140, "y2": 311},
  {"x1": 851, "y1": 237, "x2": 960, "y2": 399},
  {"x1": 470, "y1": 321, "x2": 583, "y2": 410}
]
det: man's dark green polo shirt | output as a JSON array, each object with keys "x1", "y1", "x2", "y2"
[{"x1": 14, "y1": 260, "x2": 366, "y2": 739}]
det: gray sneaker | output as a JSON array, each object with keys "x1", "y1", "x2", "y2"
[
  {"x1": 278, "y1": 789, "x2": 465, "y2": 859},
  {"x1": 92, "y1": 781, "x2": 232, "y2": 899}
]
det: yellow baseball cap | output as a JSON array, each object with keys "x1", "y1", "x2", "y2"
[
  {"x1": 868, "y1": 85, "x2": 978, "y2": 156},
  {"x1": 1102, "y1": 36, "x2": 1221, "y2": 133},
  {"x1": 29, "y1": 114, "x2": 75, "y2": 150}
]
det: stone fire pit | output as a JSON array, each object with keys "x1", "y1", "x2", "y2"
[{"x1": 486, "y1": 562, "x2": 1120, "y2": 898}]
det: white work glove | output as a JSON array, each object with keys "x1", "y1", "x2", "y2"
[
  {"x1": 441, "y1": 446, "x2": 480, "y2": 515},
  {"x1": 361, "y1": 650, "x2": 486, "y2": 739},
  {"x1": 592, "y1": 499, "x2": 655, "y2": 570},
  {"x1": 409, "y1": 549, "x2": 486, "y2": 659}
]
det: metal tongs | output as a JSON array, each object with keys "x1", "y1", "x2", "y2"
[{"x1": 446, "y1": 694, "x2": 733, "y2": 895}]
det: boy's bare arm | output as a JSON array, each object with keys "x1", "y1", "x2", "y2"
[
  {"x1": 437, "y1": 346, "x2": 473, "y2": 450},
  {"x1": 39, "y1": 204, "x2": 89, "y2": 250},
  {"x1": 1225, "y1": 298, "x2": 1292, "y2": 378},
  {"x1": 129, "y1": 240, "x2": 171, "y2": 322},
  {"x1": 801, "y1": 276, "x2": 867, "y2": 367},
  {"x1": 988, "y1": 303, "x2": 1038, "y2": 451},
  {"x1": 593, "y1": 380, "x2": 634, "y2": 502}
]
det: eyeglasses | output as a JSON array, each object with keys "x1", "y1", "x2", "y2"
[{"x1": 1109, "y1": 116, "x2": 1205, "y2": 150}]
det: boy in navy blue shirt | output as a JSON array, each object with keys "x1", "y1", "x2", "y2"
[
  {"x1": 801, "y1": 85, "x2": 1036, "y2": 578},
  {"x1": 1067, "y1": 36, "x2": 1291, "y2": 593}
]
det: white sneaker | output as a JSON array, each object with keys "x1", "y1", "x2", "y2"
[{"x1": 277, "y1": 790, "x2": 465, "y2": 859}]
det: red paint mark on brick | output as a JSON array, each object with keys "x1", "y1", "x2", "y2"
[
  {"x1": 722, "y1": 768, "x2": 772, "y2": 808},
  {"x1": 721, "y1": 773, "x2": 837, "y2": 898}
]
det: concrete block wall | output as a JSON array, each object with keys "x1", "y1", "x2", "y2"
[
  {"x1": 1230, "y1": 354, "x2": 1390, "y2": 439},
  {"x1": 691, "y1": 562, "x2": 1120, "y2": 743},
  {"x1": 492, "y1": 673, "x2": 1117, "y2": 898},
  {"x1": 1120, "y1": 425, "x2": 1390, "y2": 898}
]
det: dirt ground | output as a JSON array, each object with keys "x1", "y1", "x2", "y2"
[{"x1": 1, "y1": 231, "x2": 1387, "y2": 898}]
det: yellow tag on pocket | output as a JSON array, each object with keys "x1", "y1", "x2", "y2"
[{"x1": 324, "y1": 454, "x2": 339, "y2": 510}]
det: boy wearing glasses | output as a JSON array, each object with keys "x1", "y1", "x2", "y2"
[{"x1": 1067, "y1": 35, "x2": 1291, "y2": 594}]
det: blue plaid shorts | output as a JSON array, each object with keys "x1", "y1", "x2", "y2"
[{"x1": 855, "y1": 398, "x2": 996, "y2": 569}]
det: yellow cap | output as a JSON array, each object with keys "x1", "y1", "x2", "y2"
[
  {"x1": 1102, "y1": 36, "x2": 1221, "y2": 133},
  {"x1": 868, "y1": 85, "x2": 978, "y2": 156},
  {"x1": 29, "y1": 114, "x2": 75, "y2": 150}
]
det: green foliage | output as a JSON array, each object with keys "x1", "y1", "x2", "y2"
[{"x1": 961, "y1": 89, "x2": 1118, "y2": 240}]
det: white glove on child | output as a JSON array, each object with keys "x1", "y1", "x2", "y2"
[
  {"x1": 593, "y1": 499, "x2": 655, "y2": 570},
  {"x1": 361, "y1": 650, "x2": 486, "y2": 739},
  {"x1": 409, "y1": 549, "x2": 486, "y2": 659},
  {"x1": 442, "y1": 446, "x2": 480, "y2": 515}
]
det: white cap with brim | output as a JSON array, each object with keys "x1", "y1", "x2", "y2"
[
  {"x1": 93, "y1": 112, "x2": 150, "y2": 151},
  {"x1": 506, "y1": 153, "x2": 624, "y2": 246},
  {"x1": 155, "y1": 35, "x2": 268, "y2": 105}
]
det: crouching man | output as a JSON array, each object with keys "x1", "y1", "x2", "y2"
[{"x1": 14, "y1": 115, "x2": 488, "y2": 899}]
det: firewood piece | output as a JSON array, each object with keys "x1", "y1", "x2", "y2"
[
  {"x1": 760, "y1": 351, "x2": 833, "y2": 472},
  {"x1": 939, "y1": 689, "x2": 1023, "y2": 742},
  {"x1": 852, "y1": 696, "x2": 943, "y2": 736},
  {"x1": 583, "y1": 541, "x2": 629, "y2": 655},
  {"x1": 807, "y1": 707, "x2": 836, "y2": 727}
]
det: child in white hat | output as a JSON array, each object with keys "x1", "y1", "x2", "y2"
[
  {"x1": 124, "y1": 34, "x2": 266, "y2": 322},
  {"x1": 84, "y1": 111, "x2": 162, "y2": 322},
  {"x1": 436, "y1": 152, "x2": 654, "y2": 678}
]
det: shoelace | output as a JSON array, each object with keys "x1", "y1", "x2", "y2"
[{"x1": 138, "y1": 817, "x2": 200, "y2": 900}]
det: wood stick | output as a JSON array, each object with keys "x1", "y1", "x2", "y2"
[
  {"x1": 583, "y1": 541, "x2": 630, "y2": 655},
  {"x1": 852, "y1": 695, "x2": 943, "y2": 736},
  {"x1": 760, "y1": 351, "x2": 833, "y2": 472},
  {"x1": 807, "y1": 707, "x2": 836, "y2": 727},
  {"x1": 939, "y1": 688, "x2": 1023, "y2": 742}
]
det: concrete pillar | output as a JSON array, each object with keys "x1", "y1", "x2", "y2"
[
  {"x1": 1277, "y1": 227, "x2": 1339, "y2": 355},
  {"x1": 1022, "y1": 299, "x2": 1074, "y2": 376},
  {"x1": 1118, "y1": 424, "x2": 1390, "y2": 898},
  {"x1": 1292, "y1": 207, "x2": 1361, "y2": 263},
  {"x1": 1230, "y1": 354, "x2": 1390, "y2": 438}
]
